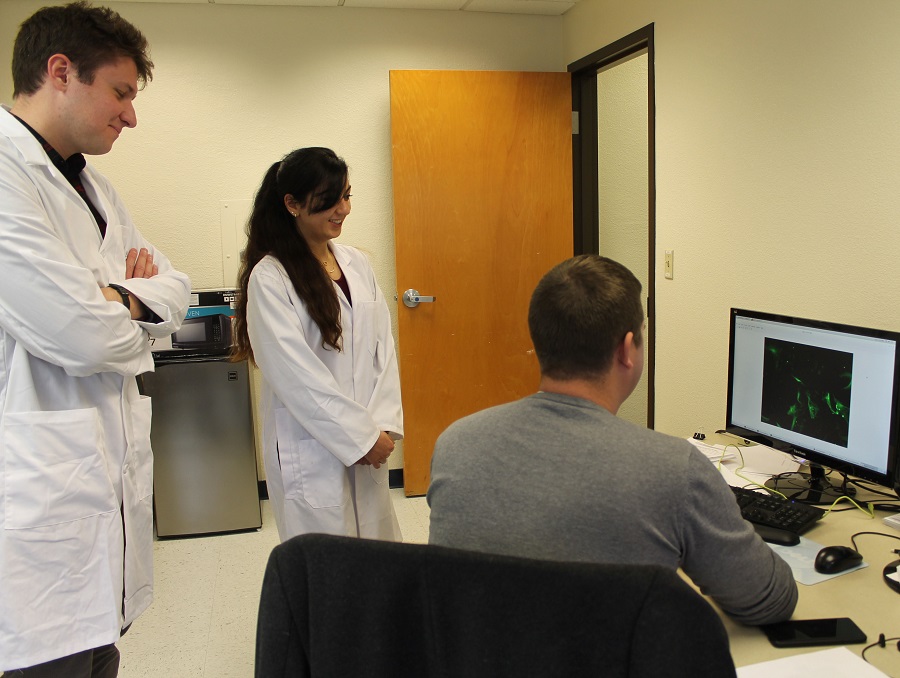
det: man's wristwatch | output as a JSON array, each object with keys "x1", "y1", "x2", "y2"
[{"x1": 108, "y1": 283, "x2": 131, "y2": 313}]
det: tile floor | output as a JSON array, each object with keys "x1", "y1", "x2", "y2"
[{"x1": 117, "y1": 489, "x2": 430, "y2": 677}]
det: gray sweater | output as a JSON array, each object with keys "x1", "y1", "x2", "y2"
[{"x1": 427, "y1": 392, "x2": 798, "y2": 626}]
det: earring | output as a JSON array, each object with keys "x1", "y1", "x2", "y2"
[{"x1": 289, "y1": 211, "x2": 297, "y2": 217}]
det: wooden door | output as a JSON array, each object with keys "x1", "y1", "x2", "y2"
[{"x1": 390, "y1": 70, "x2": 573, "y2": 496}]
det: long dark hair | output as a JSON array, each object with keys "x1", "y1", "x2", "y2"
[{"x1": 232, "y1": 148, "x2": 349, "y2": 363}]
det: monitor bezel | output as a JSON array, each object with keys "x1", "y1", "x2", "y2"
[{"x1": 725, "y1": 307, "x2": 900, "y2": 492}]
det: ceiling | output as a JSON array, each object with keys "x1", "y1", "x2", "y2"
[{"x1": 113, "y1": 0, "x2": 579, "y2": 17}]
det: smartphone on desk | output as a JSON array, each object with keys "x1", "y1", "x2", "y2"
[{"x1": 761, "y1": 617, "x2": 867, "y2": 648}]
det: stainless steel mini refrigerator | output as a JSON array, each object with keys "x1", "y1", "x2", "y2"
[{"x1": 142, "y1": 355, "x2": 262, "y2": 537}]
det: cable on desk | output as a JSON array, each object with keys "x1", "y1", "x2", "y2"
[
  {"x1": 760, "y1": 469, "x2": 895, "y2": 517},
  {"x1": 849, "y1": 531, "x2": 900, "y2": 553},
  {"x1": 712, "y1": 437, "x2": 900, "y2": 516},
  {"x1": 848, "y1": 478, "x2": 900, "y2": 500},
  {"x1": 719, "y1": 443, "x2": 790, "y2": 499},
  {"x1": 821, "y1": 495, "x2": 876, "y2": 519},
  {"x1": 862, "y1": 633, "x2": 900, "y2": 668},
  {"x1": 711, "y1": 432, "x2": 900, "y2": 505}
]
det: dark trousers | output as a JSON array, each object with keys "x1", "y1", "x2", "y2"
[{"x1": 5, "y1": 644, "x2": 120, "y2": 678}]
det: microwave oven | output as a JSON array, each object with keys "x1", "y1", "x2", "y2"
[{"x1": 171, "y1": 314, "x2": 233, "y2": 351}]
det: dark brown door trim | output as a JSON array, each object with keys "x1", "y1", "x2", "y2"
[{"x1": 569, "y1": 24, "x2": 656, "y2": 428}]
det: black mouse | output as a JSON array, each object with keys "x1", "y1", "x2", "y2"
[{"x1": 814, "y1": 545, "x2": 864, "y2": 574}]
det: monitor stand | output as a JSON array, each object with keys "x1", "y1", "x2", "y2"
[{"x1": 765, "y1": 463, "x2": 856, "y2": 503}]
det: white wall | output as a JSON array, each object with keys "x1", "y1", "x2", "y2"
[
  {"x1": 563, "y1": 0, "x2": 900, "y2": 439},
  {"x1": 7, "y1": 0, "x2": 893, "y2": 463},
  {"x1": 0, "y1": 0, "x2": 565, "y2": 472},
  {"x1": 2, "y1": 1, "x2": 564, "y2": 290}
]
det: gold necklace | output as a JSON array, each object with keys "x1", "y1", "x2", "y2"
[{"x1": 321, "y1": 254, "x2": 336, "y2": 275}]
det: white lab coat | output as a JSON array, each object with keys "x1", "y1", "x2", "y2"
[
  {"x1": 247, "y1": 247, "x2": 403, "y2": 541},
  {"x1": 0, "y1": 107, "x2": 190, "y2": 670}
]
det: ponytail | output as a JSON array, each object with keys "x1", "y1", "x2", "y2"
[{"x1": 232, "y1": 156, "x2": 344, "y2": 364}]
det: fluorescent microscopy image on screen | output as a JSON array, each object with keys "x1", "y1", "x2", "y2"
[{"x1": 760, "y1": 338, "x2": 852, "y2": 448}]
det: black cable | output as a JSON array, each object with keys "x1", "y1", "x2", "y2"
[
  {"x1": 761, "y1": 469, "x2": 900, "y2": 507},
  {"x1": 817, "y1": 502, "x2": 900, "y2": 512},
  {"x1": 707, "y1": 434, "x2": 900, "y2": 505},
  {"x1": 848, "y1": 478, "x2": 900, "y2": 500},
  {"x1": 862, "y1": 633, "x2": 900, "y2": 665},
  {"x1": 849, "y1": 531, "x2": 900, "y2": 553}
]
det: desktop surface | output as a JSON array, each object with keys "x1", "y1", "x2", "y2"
[{"x1": 699, "y1": 434, "x2": 900, "y2": 676}]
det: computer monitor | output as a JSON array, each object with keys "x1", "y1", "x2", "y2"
[{"x1": 726, "y1": 308, "x2": 900, "y2": 501}]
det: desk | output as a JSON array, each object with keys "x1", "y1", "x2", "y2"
[{"x1": 700, "y1": 436, "x2": 900, "y2": 675}]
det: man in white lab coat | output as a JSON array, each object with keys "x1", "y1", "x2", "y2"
[{"x1": 0, "y1": 3, "x2": 190, "y2": 675}]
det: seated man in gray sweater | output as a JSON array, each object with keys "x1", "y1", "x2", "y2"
[{"x1": 427, "y1": 255, "x2": 797, "y2": 626}]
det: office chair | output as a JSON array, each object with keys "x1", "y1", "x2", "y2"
[{"x1": 255, "y1": 533, "x2": 736, "y2": 678}]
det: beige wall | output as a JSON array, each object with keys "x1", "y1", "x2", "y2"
[
  {"x1": 564, "y1": 0, "x2": 900, "y2": 439},
  {"x1": 4, "y1": 0, "x2": 897, "y2": 466},
  {"x1": 0, "y1": 1, "x2": 565, "y2": 474},
  {"x1": 1, "y1": 1, "x2": 563, "y2": 292}
]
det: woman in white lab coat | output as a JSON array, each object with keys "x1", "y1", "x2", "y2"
[{"x1": 233, "y1": 148, "x2": 403, "y2": 541}]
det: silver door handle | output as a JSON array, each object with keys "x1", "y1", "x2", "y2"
[{"x1": 402, "y1": 289, "x2": 436, "y2": 308}]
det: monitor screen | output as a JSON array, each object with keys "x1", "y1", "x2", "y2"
[{"x1": 726, "y1": 308, "x2": 900, "y2": 499}]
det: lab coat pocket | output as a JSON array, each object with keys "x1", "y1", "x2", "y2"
[
  {"x1": 274, "y1": 409, "x2": 346, "y2": 509},
  {"x1": 356, "y1": 301, "x2": 383, "y2": 361},
  {"x1": 3, "y1": 408, "x2": 118, "y2": 529},
  {"x1": 127, "y1": 395, "x2": 154, "y2": 500},
  {"x1": 366, "y1": 461, "x2": 390, "y2": 486},
  {"x1": 123, "y1": 395, "x2": 154, "y2": 624}
]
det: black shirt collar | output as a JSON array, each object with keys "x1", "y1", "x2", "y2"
[{"x1": 11, "y1": 113, "x2": 87, "y2": 179}]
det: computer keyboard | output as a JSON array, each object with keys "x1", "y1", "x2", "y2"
[{"x1": 730, "y1": 485, "x2": 826, "y2": 535}]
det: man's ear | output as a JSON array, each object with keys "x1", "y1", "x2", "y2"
[
  {"x1": 46, "y1": 54, "x2": 74, "y2": 91},
  {"x1": 616, "y1": 331, "x2": 636, "y2": 370}
]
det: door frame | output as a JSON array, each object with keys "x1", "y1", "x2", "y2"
[{"x1": 569, "y1": 23, "x2": 656, "y2": 428}]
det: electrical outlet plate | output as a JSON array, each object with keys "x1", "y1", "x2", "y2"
[{"x1": 664, "y1": 250, "x2": 674, "y2": 279}]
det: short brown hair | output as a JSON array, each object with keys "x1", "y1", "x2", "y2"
[
  {"x1": 13, "y1": 1, "x2": 153, "y2": 98},
  {"x1": 528, "y1": 255, "x2": 644, "y2": 380}
]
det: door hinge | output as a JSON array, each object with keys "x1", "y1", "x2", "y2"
[{"x1": 572, "y1": 111, "x2": 579, "y2": 135}]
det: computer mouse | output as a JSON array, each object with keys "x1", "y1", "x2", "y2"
[{"x1": 814, "y1": 545, "x2": 864, "y2": 574}]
